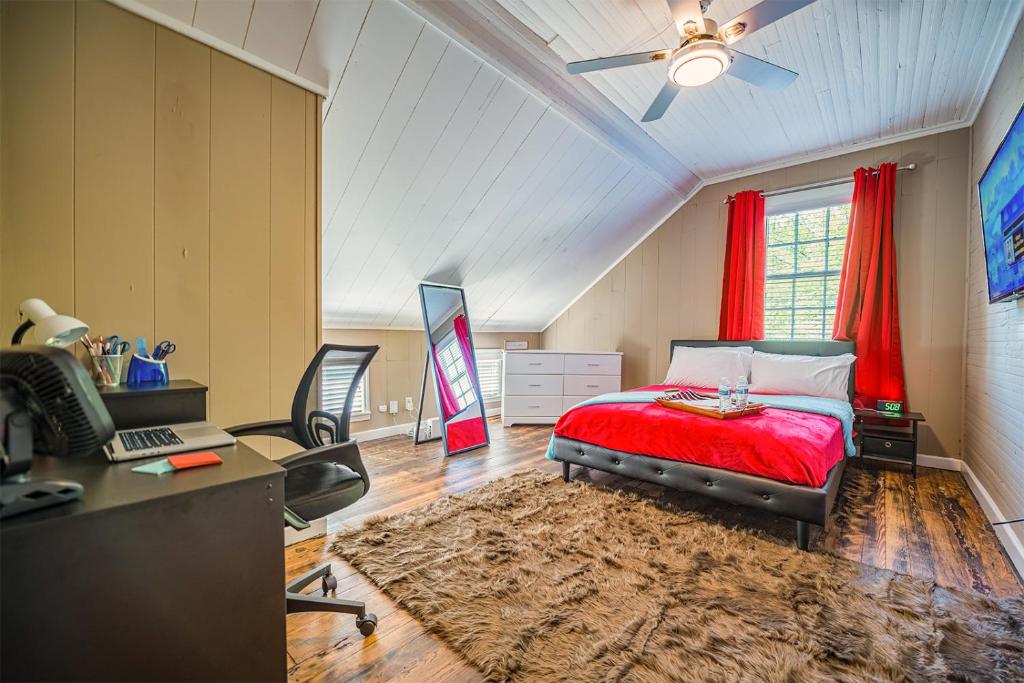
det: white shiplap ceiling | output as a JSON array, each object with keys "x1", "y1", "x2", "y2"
[{"x1": 122, "y1": 0, "x2": 1024, "y2": 331}]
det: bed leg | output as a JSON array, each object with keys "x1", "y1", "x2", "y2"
[
  {"x1": 796, "y1": 521, "x2": 810, "y2": 551},
  {"x1": 562, "y1": 461, "x2": 570, "y2": 482}
]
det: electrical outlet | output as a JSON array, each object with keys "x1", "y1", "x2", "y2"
[
  {"x1": 378, "y1": 405, "x2": 387, "y2": 413},
  {"x1": 389, "y1": 400, "x2": 399, "y2": 414},
  {"x1": 405, "y1": 396, "x2": 414, "y2": 411}
]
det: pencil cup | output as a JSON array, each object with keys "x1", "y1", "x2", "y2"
[
  {"x1": 91, "y1": 354, "x2": 125, "y2": 387},
  {"x1": 126, "y1": 354, "x2": 169, "y2": 386}
]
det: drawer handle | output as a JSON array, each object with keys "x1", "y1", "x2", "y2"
[
  {"x1": 586, "y1": 363, "x2": 600, "y2": 367},
  {"x1": 528, "y1": 404, "x2": 541, "y2": 409},
  {"x1": 528, "y1": 362, "x2": 543, "y2": 366},
  {"x1": 884, "y1": 441, "x2": 892, "y2": 448},
  {"x1": 586, "y1": 384, "x2": 600, "y2": 388},
  {"x1": 528, "y1": 384, "x2": 541, "y2": 387}
]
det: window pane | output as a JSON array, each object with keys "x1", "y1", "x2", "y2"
[
  {"x1": 767, "y1": 245, "x2": 796, "y2": 275},
  {"x1": 764, "y1": 201, "x2": 850, "y2": 340},
  {"x1": 796, "y1": 241, "x2": 827, "y2": 273},
  {"x1": 765, "y1": 309, "x2": 793, "y2": 339},
  {"x1": 767, "y1": 213, "x2": 796, "y2": 245},
  {"x1": 793, "y1": 309, "x2": 825, "y2": 339},
  {"x1": 765, "y1": 279, "x2": 793, "y2": 309},
  {"x1": 797, "y1": 208, "x2": 828, "y2": 241},
  {"x1": 827, "y1": 238, "x2": 847, "y2": 270}
]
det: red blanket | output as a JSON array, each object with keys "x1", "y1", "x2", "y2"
[{"x1": 553, "y1": 385, "x2": 844, "y2": 488}]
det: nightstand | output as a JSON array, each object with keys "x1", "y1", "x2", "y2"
[{"x1": 853, "y1": 408, "x2": 926, "y2": 476}]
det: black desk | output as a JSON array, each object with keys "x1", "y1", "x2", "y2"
[{"x1": 1, "y1": 443, "x2": 287, "y2": 682}]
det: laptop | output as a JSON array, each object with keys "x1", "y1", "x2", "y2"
[{"x1": 105, "y1": 421, "x2": 237, "y2": 462}]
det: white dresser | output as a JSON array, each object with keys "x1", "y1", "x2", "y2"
[{"x1": 501, "y1": 351, "x2": 622, "y2": 426}]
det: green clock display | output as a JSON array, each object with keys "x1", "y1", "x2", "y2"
[{"x1": 876, "y1": 400, "x2": 904, "y2": 414}]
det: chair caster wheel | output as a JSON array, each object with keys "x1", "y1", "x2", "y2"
[
  {"x1": 321, "y1": 574, "x2": 337, "y2": 595},
  {"x1": 356, "y1": 613, "x2": 377, "y2": 637}
]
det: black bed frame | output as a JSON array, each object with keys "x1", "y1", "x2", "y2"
[{"x1": 550, "y1": 340, "x2": 855, "y2": 550}]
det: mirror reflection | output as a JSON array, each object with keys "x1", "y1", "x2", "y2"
[{"x1": 418, "y1": 284, "x2": 489, "y2": 455}]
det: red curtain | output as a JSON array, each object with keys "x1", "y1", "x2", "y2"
[
  {"x1": 453, "y1": 314, "x2": 477, "y2": 383},
  {"x1": 718, "y1": 190, "x2": 766, "y2": 340},
  {"x1": 431, "y1": 343, "x2": 459, "y2": 419},
  {"x1": 832, "y1": 163, "x2": 907, "y2": 408}
]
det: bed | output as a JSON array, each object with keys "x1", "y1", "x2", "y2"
[{"x1": 548, "y1": 340, "x2": 855, "y2": 550}]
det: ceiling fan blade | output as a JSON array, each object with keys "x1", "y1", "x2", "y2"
[
  {"x1": 725, "y1": 49, "x2": 798, "y2": 90},
  {"x1": 718, "y1": 0, "x2": 816, "y2": 44},
  {"x1": 567, "y1": 49, "x2": 673, "y2": 75},
  {"x1": 641, "y1": 82, "x2": 680, "y2": 122},
  {"x1": 666, "y1": 0, "x2": 706, "y2": 37}
]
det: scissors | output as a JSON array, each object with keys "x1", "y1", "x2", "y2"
[
  {"x1": 103, "y1": 335, "x2": 131, "y2": 356},
  {"x1": 153, "y1": 340, "x2": 176, "y2": 361}
]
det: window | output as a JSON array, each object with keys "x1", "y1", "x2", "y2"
[
  {"x1": 320, "y1": 360, "x2": 369, "y2": 419},
  {"x1": 475, "y1": 349, "x2": 503, "y2": 402},
  {"x1": 437, "y1": 334, "x2": 476, "y2": 410},
  {"x1": 764, "y1": 203, "x2": 850, "y2": 340}
]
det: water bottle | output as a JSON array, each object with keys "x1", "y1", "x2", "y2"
[
  {"x1": 718, "y1": 377, "x2": 732, "y2": 412},
  {"x1": 736, "y1": 376, "x2": 749, "y2": 409}
]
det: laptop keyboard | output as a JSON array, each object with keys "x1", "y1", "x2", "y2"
[{"x1": 118, "y1": 427, "x2": 184, "y2": 452}]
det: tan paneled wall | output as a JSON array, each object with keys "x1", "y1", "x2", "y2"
[
  {"x1": 543, "y1": 129, "x2": 970, "y2": 459},
  {"x1": 0, "y1": 1, "x2": 321, "y2": 458},
  {"x1": 323, "y1": 328, "x2": 541, "y2": 433},
  {"x1": 964, "y1": 24, "x2": 1024, "y2": 538}
]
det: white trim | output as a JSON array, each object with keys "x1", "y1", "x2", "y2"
[
  {"x1": 699, "y1": 119, "x2": 973, "y2": 188},
  {"x1": 351, "y1": 417, "x2": 440, "y2": 443},
  {"x1": 107, "y1": 0, "x2": 329, "y2": 97},
  {"x1": 961, "y1": 461, "x2": 1024, "y2": 579},
  {"x1": 916, "y1": 453, "x2": 962, "y2": 471}
]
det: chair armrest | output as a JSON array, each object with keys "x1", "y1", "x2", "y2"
[
  {"x1": 277, "y1": 440, "x2": 370, "y2": 496},
  {"x1": 226, "y1": 419, "x2": 299, "y2": 444}
]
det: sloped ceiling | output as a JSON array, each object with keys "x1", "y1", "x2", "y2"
[{"x1": 121, "y1": 0, "x2": 1023, "y2": 331}]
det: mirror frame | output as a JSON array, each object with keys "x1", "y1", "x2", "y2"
[{"x1": 417, "y1": 283, "x2": 490, "y2": 456}]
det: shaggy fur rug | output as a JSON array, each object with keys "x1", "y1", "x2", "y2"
[{"x1": 333, "y1": 471, "x2": 1024, "y2": 682}]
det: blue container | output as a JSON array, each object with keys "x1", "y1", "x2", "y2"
[{"x1": 126, "y1": 354, "x2": 169, "y2": 386}]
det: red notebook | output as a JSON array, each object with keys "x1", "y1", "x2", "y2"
[{"x1": 168, "y1": 452, "x2": 223, "y2": 470}]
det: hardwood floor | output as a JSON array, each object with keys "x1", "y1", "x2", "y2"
[{"x1": 285, "y1": 419, "x2": 1022, "y2": 682}]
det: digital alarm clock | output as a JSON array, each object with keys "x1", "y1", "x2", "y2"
[{"x1": 876, "y1": 399, "x2": 904, "y2": 414}]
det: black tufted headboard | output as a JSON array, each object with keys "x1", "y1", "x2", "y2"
[{"x1": 669, "y1": 339, "x2": 856, "y2": 403}]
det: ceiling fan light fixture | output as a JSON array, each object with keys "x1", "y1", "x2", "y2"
[{"x1": 668, "y1": 41, "x2": 731, "y2": 87}]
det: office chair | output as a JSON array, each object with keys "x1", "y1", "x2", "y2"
[{"x1": 228, "y1": 344, "x2": 380, "y2": 636}]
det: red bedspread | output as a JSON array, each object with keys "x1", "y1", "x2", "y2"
[{"x1": 553, "y1": 385, "x2": 845, "y2": 488}]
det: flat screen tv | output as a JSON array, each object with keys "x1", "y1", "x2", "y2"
[{"x1": 978, "y1": 101, "x2": 1024, "y2": 303}]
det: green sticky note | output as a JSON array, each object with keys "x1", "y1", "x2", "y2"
[{"x1": 132, "y1": 458, "x2": 175, "y2": 475}]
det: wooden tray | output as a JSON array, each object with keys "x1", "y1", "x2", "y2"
[{"x1": 655, "y1": 397, "x2": 766, "y2": 419}]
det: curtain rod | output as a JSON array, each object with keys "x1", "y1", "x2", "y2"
[{"x1": 721, "y1": 163, "x2": 917, "y2": 204}]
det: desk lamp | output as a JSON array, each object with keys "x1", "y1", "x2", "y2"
[{"x1": 10, "y1": 298, "x2": 88, "y2": 348}]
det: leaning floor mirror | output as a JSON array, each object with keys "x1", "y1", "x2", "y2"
[{"x1": 416, "y1": 283, "x2": 490, "y2": 456}]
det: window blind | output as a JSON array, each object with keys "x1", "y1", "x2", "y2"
[
  {"x1": 475, "y1": 349, "x2": 503, "y2": 401},
  {"x1": 320, "y1": 361, "x2": 368, "y2": 416}
]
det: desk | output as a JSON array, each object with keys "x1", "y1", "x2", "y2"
[{"x1": 1, "y1": 443, "x2": 286, "y2": 682}]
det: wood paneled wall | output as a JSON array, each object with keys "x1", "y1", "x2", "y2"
[
  {"x1": 0, "y1": 1, "x2": 321, "y2": 458},
  {"x1": 543, "y1": 129, "x2": 970, "y2": 459},
  {"x1": 322, "y1": 328, "x2": 541, "y2": 433},
  {"x1": 964, "y1": 22, "x2": 1024, "y2": 545}
]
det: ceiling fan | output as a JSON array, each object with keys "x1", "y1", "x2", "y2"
[{"x1": 566, "y1": 0, "x2": 816, "y2": 122}]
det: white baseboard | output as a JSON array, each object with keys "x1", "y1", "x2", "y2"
[
  {"x1": 917, "y1": 453, "x2": 962, "y2": 471},
  {"x1": 284, "y1": 518, "x2": 325, "y2": 546},
  {"x1": 960, "y1": 461, "x2": 1024, "y2": 579},
  {"x1": 351, "y1": 417, "x2": 440, "y2": 443}
]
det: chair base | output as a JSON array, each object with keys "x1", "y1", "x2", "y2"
[{"x1": 286, "y1": 563, "x2": 377, "y2": 636}]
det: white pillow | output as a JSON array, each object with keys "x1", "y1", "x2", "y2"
[
  {"x1": 749, "y1": 351, "x2": 855, "y2": 401},
  {"x1": 664, "y1": 346, "x2": 754, "y2": 389}
]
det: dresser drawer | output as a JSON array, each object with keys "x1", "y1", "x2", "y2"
[
  {"x1": 562, "y1": 396, "x2": 592, "y2": 413},
  {"x1": 505, "y1": 353, "x2": 564, "y2": 375},
  {"x1": 503, "y1": 395, "x2": 562, "y2": 417},
  {"x1": 862, "y1": 435, "x2": 914, "y2": 460},
  {"x1": 564, "y1": 374, "x2": 620, "y2": 396},
  {"x1": 564, "y1": 354, "x2": 621, "y2": 376},
  {"x1": 505, "y1": 374, "x2": 563, "y2": 396}
]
